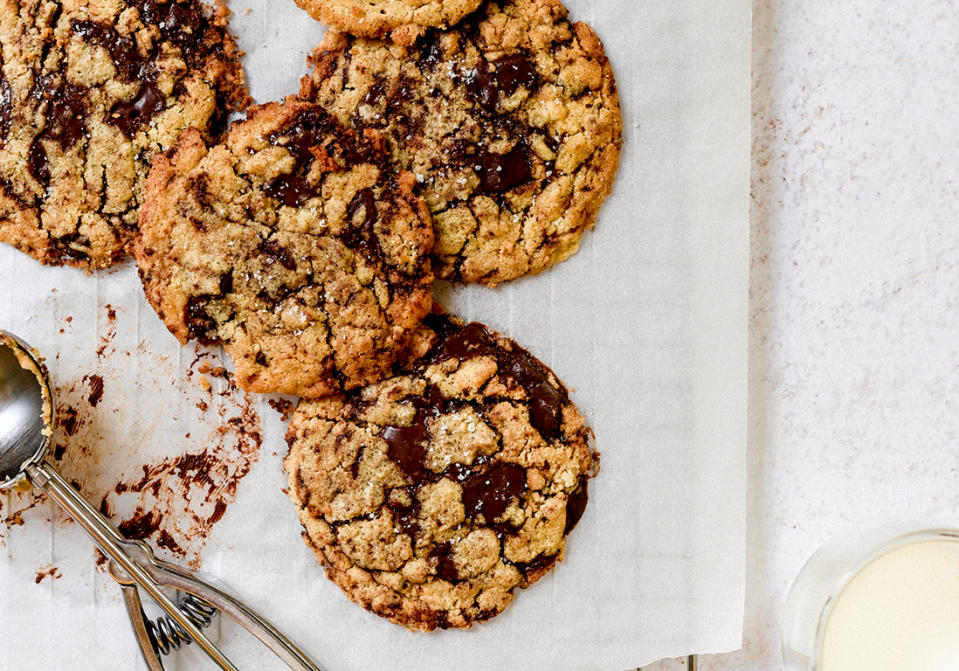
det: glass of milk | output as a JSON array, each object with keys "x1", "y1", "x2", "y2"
[{"x1": 782, "y1": 527, "x2": 959, "y2": 671}]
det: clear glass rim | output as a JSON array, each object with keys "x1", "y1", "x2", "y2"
[{"x1": 810, "y1": 527, "x2": 959, "y2": 670}]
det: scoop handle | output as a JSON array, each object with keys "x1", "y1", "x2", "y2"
[
  {"x1": 25, "y1": 460, "x2": 238, "y2": 671},
  {"x1": 117, "y1": 550, "x2": 323, "y2": 671}
]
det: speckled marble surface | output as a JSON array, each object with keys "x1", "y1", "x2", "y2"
[{"x1": 644, "y1": 1, "x2": 959, "y2": 669}]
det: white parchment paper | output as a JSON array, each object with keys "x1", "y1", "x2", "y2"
[{"x1": 0, "y1": 0, "x2": 749, "y2": 668}]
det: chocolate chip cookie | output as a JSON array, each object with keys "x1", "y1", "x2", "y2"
[
  {"x1": 284, "y1": 312, "x2": 597, "y2": 630},
  {"x1": 135, "y1": 99, "x2": 435, "y2": 398},
  {"x1": 301, "y1": 0, "x2": 622, "y2": 286},
  {"x1": 293, "y1": 0, "x2": 482, "y2": 46},
  {"x1": 0, "y1": 0, "x2": 247, "y2": 270}
]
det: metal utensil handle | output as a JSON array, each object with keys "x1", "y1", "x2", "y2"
[
  {"x1": 25, "y1": 460, "x2": 238, "y2": 671},
  {"x1": 138, "y1": 553, "x2": 322, "y2": 671}
]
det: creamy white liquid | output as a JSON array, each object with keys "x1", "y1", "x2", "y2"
[{"x1": 820, "y1": 539, "x2": 959, "y2": 671}]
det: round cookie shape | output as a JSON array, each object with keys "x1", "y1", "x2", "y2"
[
  {"x1": 134, "y1": 100, "x2": 435, "y2": 398},
  {"x1": 293, "y1": 0, "x2": 483, "y2": 46},
  {"x1": 301, "y1": 0, "x2": 623, "y2": 286},
  {"x1": 284, "y1": 313, "x2": 598, "y2": 630},
  {"x1": 0, "y1": 0, "x2": 247, "y2": 269}
]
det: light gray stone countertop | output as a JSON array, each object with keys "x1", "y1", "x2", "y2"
[{"x1": 646, "y1": 1, "x2": 959, "y2": 668}]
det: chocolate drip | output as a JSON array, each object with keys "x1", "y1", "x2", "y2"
[{"x1": 563, "y1": 479, "x2": 589, "y2": 534}]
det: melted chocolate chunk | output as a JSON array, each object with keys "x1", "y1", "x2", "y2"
[
  {"x1": 264, "y1": 175, "x2": 315, "y2": 208},
  {"x1": 512, "y1": 552, "x2": 559, "y2": 577},
  {"x1": 267, "y1": 107, "x2": 336, "y2": 164},
  {"x1": 0, "y1": 74, "x2": 11, "y2": 140},
  {"x1": 381, "y1": 420, "x2": 427, "y2": 477},
  {"x1": 504, "y1": 349, "x2": 566, "y2": 439},
  {"x1": 108, "y1": 80, "x2": 165, "y2": 138},
  {"x1": 218, "y1": 271, "x2": 233, "y2": 294},
  {"x1": 49, "y1": 233, "x2": 93, "y2": 262},
  {"x1": 424, "y1": 316, "x2": 569, "y2": 439},
  {"x1": 459, "y1": 461, "x2": 527, "y2": 521},
  {"x1": 347, "y1": 188, "x2": 377, "y2": 229},
  {"x1": 136, "y1": 0, "x2": 208, "y2": 55},
  {"x1": 184, "y1": 296, "x2": 217, "y2": 341},
  {"x1": 363, "y1": 82, "x2": 385, "y2": 106},
  {"x1": 71, "y1": 20, "x2": 139, "y2": 81},
  {"x1": 428, "y1": 321, "x2": 498, "y2": 362},
  {"x1": 430, "y1": 542, "x2": 460, "y2": 582},
  {"x1": 465, "y1": 53, "x2": 539, "y2": 114},
  {"x1": 563, "y1": 480, "x2": 589, "y2": 534},
  {"x1": 494, "y1": 54, "x2": 539, "y2": 98},
  {"x1": 475, "y1": 146, "x2": 531, "y2": 193},
  {"x1": 340, "y1": 188, "x2": 382, "y2": 259},
  {"x1": 418, "y1": 31, "x2": 445, "y2": 71},
  {"x1": 381, "y1": 387, "x2": 445, "y2": 482},
  {"x1": 27, "y1": 140, "x2": 50, "y2": 184},
  {"x1": 259, "y1": 238, "x2": 297, "y2": 271},
  {"x1": 388, "y1": 491, "x2": 421, "y2": 538},
  {"x1": 264, "y1": 108, "x2": 377, "y2": 209}
]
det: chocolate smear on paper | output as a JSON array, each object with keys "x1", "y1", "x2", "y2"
[{"x1": 1, "y1": 343, "x2": 262, "y2": 569}]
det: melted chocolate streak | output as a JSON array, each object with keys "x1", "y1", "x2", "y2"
[{"x1": 369, "y1": 315, "x2": 587, "y2": 581}]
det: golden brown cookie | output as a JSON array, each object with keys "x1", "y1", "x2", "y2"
[
  {"x1": 285, "y1": 312, "x2": 598, "y2": 630},
  {"x1": 301, "y1": 0, "x2": 622, "y2": 286},
  {"x1": 134, "y1": 99, "x2": 435, "y2": 398},
  {"x1": 292, "y1": 0, "x2": 482, "y2": 46},
  {"x1": 0, "y1": 0, "x2": 247, "y2": 269}
]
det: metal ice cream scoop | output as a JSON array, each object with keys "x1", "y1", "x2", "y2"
[{"x1": 0, "y1": 330, "x2": 321, "y2": 671}]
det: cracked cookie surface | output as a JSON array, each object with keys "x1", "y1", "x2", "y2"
[
  {"x1": 134, "y1": 99, "x2": 435, "y2": 398},
  {"x1": 301, "y1": 0, "x2": 622, "y2": 286},
  {"x1": 0, "y1": 0, "x2": 247, "y2": 269},
  {"x1": 293, "y1": 0, "x2": 482, "y2": 46},
  {"x1": 285, "y1": 312, "x2": 597, "y2": 630}
]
